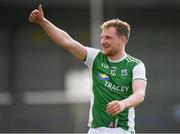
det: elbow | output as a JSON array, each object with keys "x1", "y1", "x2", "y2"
[
  {"x1": 140, "y1": 96, "x2": 145, "y2": 104},
  {"x1": 139, "y1": 91, "x2": 145, "y2": 103}
]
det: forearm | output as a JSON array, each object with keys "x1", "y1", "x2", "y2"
[
  {"x1": 106, "y1": 90, "x2": 145, "y2": 116},
  {"x1": 39, "y1": 18, "x2": 86, "y2": 60},
  {"x1": 29, "y1": 5, "x2": 87, "y2": 61},
  {"x1": 122, "y1": 90, "x2": 145, "y2": 108},
  {"x1": 39, "y1": 18, "x2": 73, "y2": 49}
]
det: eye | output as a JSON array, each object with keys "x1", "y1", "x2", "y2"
[{"x1": 106, "y1": 36, "x2": 110, "y2": 39}]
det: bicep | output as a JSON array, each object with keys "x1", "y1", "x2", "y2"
[
  {"x1": 132, "y1": 79, "x2": 147, "y2": 93},
  {"x1": 132, "y1": 79, "x2": 147, "y2": 103},
  {"x1": 132, "y1": 62, "x2": 147, "y2": 94},
  {"x1": 66, "y1": 39, "x2": 87, "y2": 61}
]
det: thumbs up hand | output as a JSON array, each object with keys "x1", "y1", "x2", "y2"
[{"x1": 29, "y1": 5, "x2": 44, "y2": 24}]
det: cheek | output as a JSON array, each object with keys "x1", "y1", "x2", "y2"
[{"x1": 110, "y1": 41, "x2": 117, "y2": 48}]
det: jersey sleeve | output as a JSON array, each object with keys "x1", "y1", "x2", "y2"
[
  {"x1": 84, "y1": 47, "x2": 100, "y2": 68},
  {"x1": 132, "y1": 62, "x2": 147, "y2": 81}
]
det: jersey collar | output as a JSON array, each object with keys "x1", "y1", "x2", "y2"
[{"x1": 108, "y1": 53, "x2": 127, "y2": 63}]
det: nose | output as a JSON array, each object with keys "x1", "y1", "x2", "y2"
[{"x1": 100, "y1": 37, "x2": 105, "y2": 45}]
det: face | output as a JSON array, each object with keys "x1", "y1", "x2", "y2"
[{"x1": 100, "y1": 27, "x2": 126, "y2": 57}]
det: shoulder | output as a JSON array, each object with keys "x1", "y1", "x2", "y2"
[
  {"x1": 125, "y1": 54, "x2": 143, "y2": 65},
  {"x1": 86, "y1": 47, "x2": 100, "y2": 57},
  {"x1": 124, "y1": 54, "x2": 146, "y2": 72},
  {"x1": 84, "y1": 47, "x2": 101, "y2": 67},
  {"x1": 85, "y1": 47, "x2": 106, "y2": 61},
  {"x1": 124, "y1": 55, "x2": 147, "y2": 80}
]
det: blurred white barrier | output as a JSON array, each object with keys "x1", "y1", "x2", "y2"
[{"x1": 23, "y1": 69, "x2": 91, "y2": 105}]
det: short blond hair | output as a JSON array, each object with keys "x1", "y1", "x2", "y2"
[{"x1": 100, "y1": 19, "x2": 131, "y2": 40}]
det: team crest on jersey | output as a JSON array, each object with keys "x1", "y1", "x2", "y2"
[
  {"x1": 101, "y1": 63, "x2": 109, "y2": 69},
  {"x1": 121, "y1": 69, "x2": 128, "y2": 76},
  {"x1": 97, "y1": 73, "x2": 109, "y2": 81}
]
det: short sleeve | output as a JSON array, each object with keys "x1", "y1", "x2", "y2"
[
  {"x1": 84, "y1": 47, "x2": 100, "y2": 68},
  {"x1": 132, "y1": 62, "x2": 147, "y2": 81}
]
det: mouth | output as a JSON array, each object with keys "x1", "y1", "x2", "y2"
[{"x1": 102, "y1": 44, "x2": 110, "y2": 49}]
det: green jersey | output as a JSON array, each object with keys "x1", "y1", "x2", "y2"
[{"x1": 84, "y1": 47, "x2": 147, "y2": 132}]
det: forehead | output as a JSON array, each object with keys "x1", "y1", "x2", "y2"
[{"x1": 101, "y1": 27, "x2": 117, "y2": 37}]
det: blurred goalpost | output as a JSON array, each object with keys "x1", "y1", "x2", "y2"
[{"x1": 90, "y1": 0, "x2": 103, "y2": 49}]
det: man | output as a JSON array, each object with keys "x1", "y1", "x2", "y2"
[{"x1": 29, "y1": 5, "x2": 147, "y2": 134}]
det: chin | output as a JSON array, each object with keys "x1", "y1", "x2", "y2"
[
  {"x1": 103, "y1": 50, "x2": 111, "y2": 56},
  {"x1": 102, "y1": 49, "x2": 116, "y2": 57}
]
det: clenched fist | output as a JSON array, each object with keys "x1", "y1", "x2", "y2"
[{"x1": 29, "y1": 4, "x2": 44, "y2": 24}]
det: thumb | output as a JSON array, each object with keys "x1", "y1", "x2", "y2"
[{"x1": 38, "y1": 4, "x2": 43, "y2": 13}]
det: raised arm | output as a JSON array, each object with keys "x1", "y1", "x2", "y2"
[{"x1": 29, "y1": 5, "x2": 87, "y2": 61}]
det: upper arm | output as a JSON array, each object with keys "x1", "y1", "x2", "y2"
[
  {"x1": 39, "y1": 18, "x2": 87, "y2": 61},
  {"x1": 132, "y1": 79, "x2": 147, "y2": 93},
  {"x1": 66, "y1": 39, "x2": 87, "y2": 61},
  {"x1": 132, "y1": 62, "x2": 147, "y2": 96},
  {"x1": 132, "y1": 79, "x2": 147, "y2": 102}
]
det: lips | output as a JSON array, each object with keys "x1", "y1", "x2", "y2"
[{"x1": 102, "y1": 44, "x2": 110, "y2": 49}]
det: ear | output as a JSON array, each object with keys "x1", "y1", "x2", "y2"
[{"x1": 120, "y1": 36, "x2": 128, "y2": 45}]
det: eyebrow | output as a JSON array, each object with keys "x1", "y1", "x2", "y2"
[{"x1": 101, "y1": 34, "x2": 113, "y2": 38}]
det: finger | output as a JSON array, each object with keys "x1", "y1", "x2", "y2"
[
  {"x1": 107, "y1": 100, "x2": 119, "y2": 106},
  {"x1": 110, "y1": 109, "x2": 120, "y2": 116},
  {"x1": 107, "y1": 107, "x2": 115, "y2": 115},
  {"x1": 107, "y1": 103, "x2": 115, "y2": 110},
  {"x1": 29, "y1": 17, "x2": 33, "y2": 22},
  {"x1": 107, "y1": 106, "x2": 120, "y2": 116},
  {"x1": 29, "y1": 13, "x2": 36, "y2": 19},
  {"x1": 107, "y1": 103, "x2": 119, "y2": 113},
  {"x1": 31, "y1": 16, "x2": 37, "y2": 20},
  {"x1": 29, "y1": 14, "x2": 34, "y2": 22},
  {"x1": 107, "y1": 102, "x2": 114, "y2": 108},
  {"x1": 38, "y1": 4, "x2": 43, "y2": 13},
  {"x1": 29, "y1": 16, "x2": 35, "y2": 22},
  {"x1": 107, "y1": 101, "x2": 118, "y2": 109},
  {"x1": 31, "y1": 10, "x2": 39, "y2": 15},
  {"x1": 107, "y1": 103, "x2": 121, "y2": 115},
  {"x1": 31, "y1": 13, "x2": 38, "y2": 18},
  {"x1": 107, "y1": 105, "x2": 119, "y2": 113},
  {"x1": 107, "y1": 101, "x2": 113, "y2": 106},
  {"x1": 29, "y1": 14, "x2": 37, "y2": 22}
]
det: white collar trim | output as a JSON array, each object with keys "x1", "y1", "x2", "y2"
[{"x1": 108, "y1": 53, "x2": 127, "y2": 63}]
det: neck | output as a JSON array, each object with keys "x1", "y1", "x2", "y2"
[{"x1": 108, "y1": 49, "x2": 126, "y2": 61}]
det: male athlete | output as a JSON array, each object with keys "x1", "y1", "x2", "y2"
[{"x1": 29, "y1": 5, "x2": 147, "y2": 134}]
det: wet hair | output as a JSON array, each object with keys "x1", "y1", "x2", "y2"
[{"x1": 100, "y1": 19, "x2": 130, "y2": 40}]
